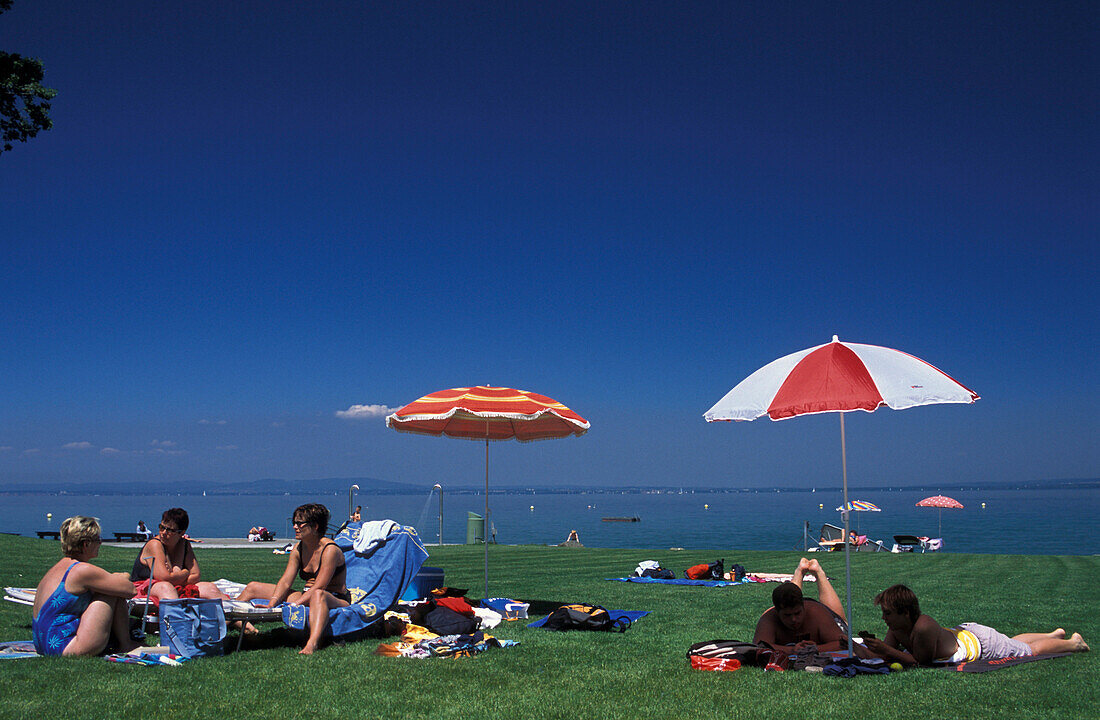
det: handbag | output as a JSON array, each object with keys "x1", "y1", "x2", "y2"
[{"x1": 159, "y1": 598, "x2": 227, "y2": 657}]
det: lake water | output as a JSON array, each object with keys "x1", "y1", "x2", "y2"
[{"x1": 3, "y1": 486, "x2": 1096, "y2": 555}]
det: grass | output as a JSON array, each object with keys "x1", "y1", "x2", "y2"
[{"x1": 1, "y1": 535, "x2": 1096, "y2": 720}]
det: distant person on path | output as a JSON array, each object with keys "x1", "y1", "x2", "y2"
[
  {"x1": 753, "y1": 557, "x2": 848, "y2": 652},
  {"x1": 136, "y1": 520, "x2": 152, "y2": 540},
  {"x1": 32, "y1": 516, "x2": 139, "y2": 656},
  {"x1": 860, "y1": 584, "x2": 1089, "y2": 666},
  {"x1": 235, "y1": 503, "x2": 350, "y2": 655},
  {"x1": 130, "y1": 508, "x2": 232, "y2": 605}
]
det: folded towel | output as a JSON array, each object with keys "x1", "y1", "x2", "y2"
[{"x1": 354, "y1": 519, "x2": 399, "y2": 554}]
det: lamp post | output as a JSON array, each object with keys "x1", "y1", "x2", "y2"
[
  {"x1": 433, "y1": 483, "x2": 442, "y2": 545},
  {"x1": 348, "y1": 484, "x2": 359, "y2": 519}
]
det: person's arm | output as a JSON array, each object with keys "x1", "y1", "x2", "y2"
[
  {"x1": 181, "y1": 541, "x2": 201, "y2": 585},
  {"x1": 72, "y1": 563, "x2": 137, "y2": 599},
  {"x1": 268, "y1": 545, "x2": 303, "y2": 607},
  {"x1": 861, "y1": 630, "x2": 918, "y2": 666},
  {"x1": 752, "y1": 610, "x2": 780, "y2": 645},
  {"x1": 806, "y1": 603, "x2": 847, "y2": 652},
  {"x1": 143, "y1": 540, "x2": 187, "y2": 585}
]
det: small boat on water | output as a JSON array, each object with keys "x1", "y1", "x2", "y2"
[{"x1": 601, "y1": 516, "x2": 640, "y2": 522}]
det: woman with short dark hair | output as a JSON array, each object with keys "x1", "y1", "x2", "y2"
[{"x1": 236, "y1": 503, "x2": 350, "y2": 654}]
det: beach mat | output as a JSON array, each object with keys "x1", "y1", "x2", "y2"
[
  {"x1": 0, "y1": 641, "x2": 39, "y2": 659},
  {"x1": 607, "y1": 577, "x2": 752, "y2": 587},
  {"x1": 527, "y1": 610, "x2": 649, "y2": 629},
  {"x1": 939, "y1": 652, "x2": 1072, "y2": 673}
]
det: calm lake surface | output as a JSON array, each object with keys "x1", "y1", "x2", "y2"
[{"x1": 3, "y1": 486, "x2": 1096, "y2": 555}]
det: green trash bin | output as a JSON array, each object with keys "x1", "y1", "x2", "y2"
[{"x1": 466, "y1": 512, "x2": 484, "y2": 544}]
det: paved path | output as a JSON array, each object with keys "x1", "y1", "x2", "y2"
[{"x1": 103, "y1": 538, "x2": 287, "y2": 549}]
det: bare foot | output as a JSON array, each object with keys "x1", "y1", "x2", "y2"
[
  {"x1": 1052, "y1": 628, "x2": 1066, "y2": 639},
  {"x1": 1070, "y1": 633, "x2": 1089, "y2": 652},
  {"x1": 242, "y1": 622, "x2": 259, "y2": 636},
  {"x1": 299, "y1": 644, "x2": 317, "y2": 655}
]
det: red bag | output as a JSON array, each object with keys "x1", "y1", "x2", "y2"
[
  {"x1": 690, "y1": 655, "x2": 741, "y2": 671},
  {"x1": 434, "y1": 596, "x2": 476, "y2": 616},
  {"x1": 685, "y1": 563, "x2": 711, "y2": 580}
]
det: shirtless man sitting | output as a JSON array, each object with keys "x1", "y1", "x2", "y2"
[
  {"x1": 753, "y1": 557, "x2": 848, "y2": 652},
  {"x1": 861, "y1": 584, "x2": 1089, "y2": 666}
]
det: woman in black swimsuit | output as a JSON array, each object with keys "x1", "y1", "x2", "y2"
[{"x1": 236, "y1": 503, "x2": 350, "y2": 654}]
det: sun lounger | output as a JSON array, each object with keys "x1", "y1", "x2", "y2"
[
  {"x1": 281, "y1": 520, "x2": 428, "y2": 640},
  {"x1": 892, "y1": 535, "x2": 922, "y2": 552}
]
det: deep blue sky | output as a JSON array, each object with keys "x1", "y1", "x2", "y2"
[{"x1": 2, "y1": 2, "x2": 1096, "y2": 491}]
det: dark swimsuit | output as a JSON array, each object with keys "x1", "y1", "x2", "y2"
[
  {"x1": 32, "y1": 562, "x2": 92, "y2": 656},
  {"x1": 296, "y1": 540, "x2": 350, "y2": 602},
  {"x1": 129, "y1": 538, "x2": 201, "y2": 599}
]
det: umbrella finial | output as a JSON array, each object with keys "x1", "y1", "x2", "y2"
[{"x1": 832, "y1": 334, "x2": 839, "y2": 343}]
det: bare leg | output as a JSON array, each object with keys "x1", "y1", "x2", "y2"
[
  {"x1": 1024, "y1": 633, "x2": 1089, "y2": 655},
  {"x1": 1012, "y1": 629, "x2": 1065, "y2": 643},
  {"x1": 110, "y1": 595, "x2": 141, "y2": 654},
  {"x1": 235, "y1": 581, "x2": 277, "y2": 603},
  {"x1": 196, "y1": 581, "x2": 231, "y2": 601},
  {"x1": 62, "y1": 596, "x2": 115, "y2": 656},
  {"x1": 300, "y1": 591, "x2": 329, "y2": 655},
  {"x1": 796, "y1": 558, "x2": 845, "y2": 621},
  {"x1": 150, "y1": 581, "x2": 179, "y2": 602}
]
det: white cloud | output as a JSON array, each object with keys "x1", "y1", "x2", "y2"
[
  {"x1": 216, "y1": 445, "x2": 239, "y2": 451},
  {"x1": 0, "y1": 446, "x2": 13, "y2": 453},
  {"x1": 198, "y1": 419, "x2": 227, "y2": 425},
  {"x1": 150, "y1": 439, "x2": 177, "y2": 448},
  {"x1": 62, "y1": 441, "x2": 94, "y2": 450},
  {"x1": 22, "y1": 448, "x2": 41, "y2": 455},
  {"x1": 100, "y1": 447, "x2": 122, "y2": 455},
  {"x1": 336, "y1": 404, "x2": 396, "y2": 419}
]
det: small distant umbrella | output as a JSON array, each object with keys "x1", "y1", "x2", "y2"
[
  {"x1": 835, "y1": 500, "x2": 881, "y2": 532},
  {"x1": 916, "y1": 495, "x2": 964, "y2": 536}
]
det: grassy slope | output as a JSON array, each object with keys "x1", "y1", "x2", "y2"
[{"x1": 0, "y1": 536, "x2": 1096, "y2": 720}]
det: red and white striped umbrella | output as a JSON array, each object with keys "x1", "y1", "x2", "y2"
[
  {"x1": 386, "y1": 386, "x2": 588, "y2": 595},
  {"x1": 704, "y1": 336, "x2": 979, "y2": 422},
  {"x1": 704, "y1": 336, "x2": 978, "y2": 655}
]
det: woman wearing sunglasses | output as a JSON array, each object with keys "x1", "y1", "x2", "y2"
[
  {"x1": 235, "y1": 503, "x2": 349, "y2": 654},
  {"x1": 130, "y1": 507, "x2": 232, "y2": 605}
]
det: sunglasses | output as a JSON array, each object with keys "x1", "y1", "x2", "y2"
[{"x1": 158, "y1": 523, "x2": 181, "y2": 534}]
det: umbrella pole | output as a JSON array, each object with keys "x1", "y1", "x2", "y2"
[
  {"x1": 839, "y1": 413, "x2": 854, "y2": 657},
  {"x1": 484, "y1": 427, "x2": 490, "y2": 599}
]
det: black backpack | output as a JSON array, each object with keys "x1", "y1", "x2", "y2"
[
  {"x1": 687, "y1": 639, "x2": 769, "y2": 667},
  {"x1": 641, "y1": 567, "x2": 675, "y2": 579},
  {"x1": 544, "y1": 604, "x2": 631, "y2": 632}
]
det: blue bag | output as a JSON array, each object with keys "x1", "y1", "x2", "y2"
[{"x1": 159, "y1": 599, "x2": 227, "y2": 657}]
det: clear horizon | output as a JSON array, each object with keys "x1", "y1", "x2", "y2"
[{"x1": 3, "y1": 2, "x2": 1097, "y2": 492}]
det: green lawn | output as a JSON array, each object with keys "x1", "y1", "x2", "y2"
[{"x1": 1, "y1": 535, "x2": 1096, "y2": 720}]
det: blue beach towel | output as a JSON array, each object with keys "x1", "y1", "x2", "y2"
[
  {"x1": 527, "y1": 610, "x2": 649, "y2": 629},
  {"x1": 282, "y1": 521, "x2": 428, "y2": 639},
  {"x1": 607, "y1": 577, "x2": 753, "y2": 587}
]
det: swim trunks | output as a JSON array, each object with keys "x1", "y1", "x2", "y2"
[
  {"x1": 943, "y1": 623, "x2": 1033, "y2": 662},
  {"x1": 32, "y1": 562, "x2": 92, "y2": 656},
  {"x1": 131, "y1": 579, "x2": 201, "y2": 603}
]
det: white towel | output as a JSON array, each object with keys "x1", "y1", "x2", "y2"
[{"x1": 353, "y1": 519, "x2": 399, "y2": 554}]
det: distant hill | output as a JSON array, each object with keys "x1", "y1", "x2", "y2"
[{"x1": 0, "y1": 476, "x2": 421, "y2": 496}]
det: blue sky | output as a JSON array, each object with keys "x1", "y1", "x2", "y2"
[{"x1": 2, "y1": 2, "x2": 1096, "y2": 491}]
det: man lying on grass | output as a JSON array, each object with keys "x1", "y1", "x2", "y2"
[
  {"x1": 860, "y1": 584, "x2": 1090, "y2": 666},
  {"x1": 753, "y1": 557, "x2": 848, "y2": 652}
]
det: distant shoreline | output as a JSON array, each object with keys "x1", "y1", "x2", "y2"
[{"x1": 3, "y1": 478, "x2": 1096, "y2": 497}]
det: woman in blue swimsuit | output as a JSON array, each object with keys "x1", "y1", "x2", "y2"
[{"x1": 32, "y1": 516, "x2": 139, "y2": 656}]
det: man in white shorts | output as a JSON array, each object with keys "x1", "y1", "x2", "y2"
[{"x1": 859, "y1": 584, "x2": 1089, "y2": 666}]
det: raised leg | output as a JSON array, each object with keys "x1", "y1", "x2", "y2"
[{"x1": 62, "y1": 596, "x2": 115, "y2": 656}]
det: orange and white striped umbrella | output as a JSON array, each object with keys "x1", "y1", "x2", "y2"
[
  {"x1": 385, "y1": 385, "x2": 589, "y2": 442},
  {"x1": 386, "y1": 385, "x2": 588, "y2": 597}
]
